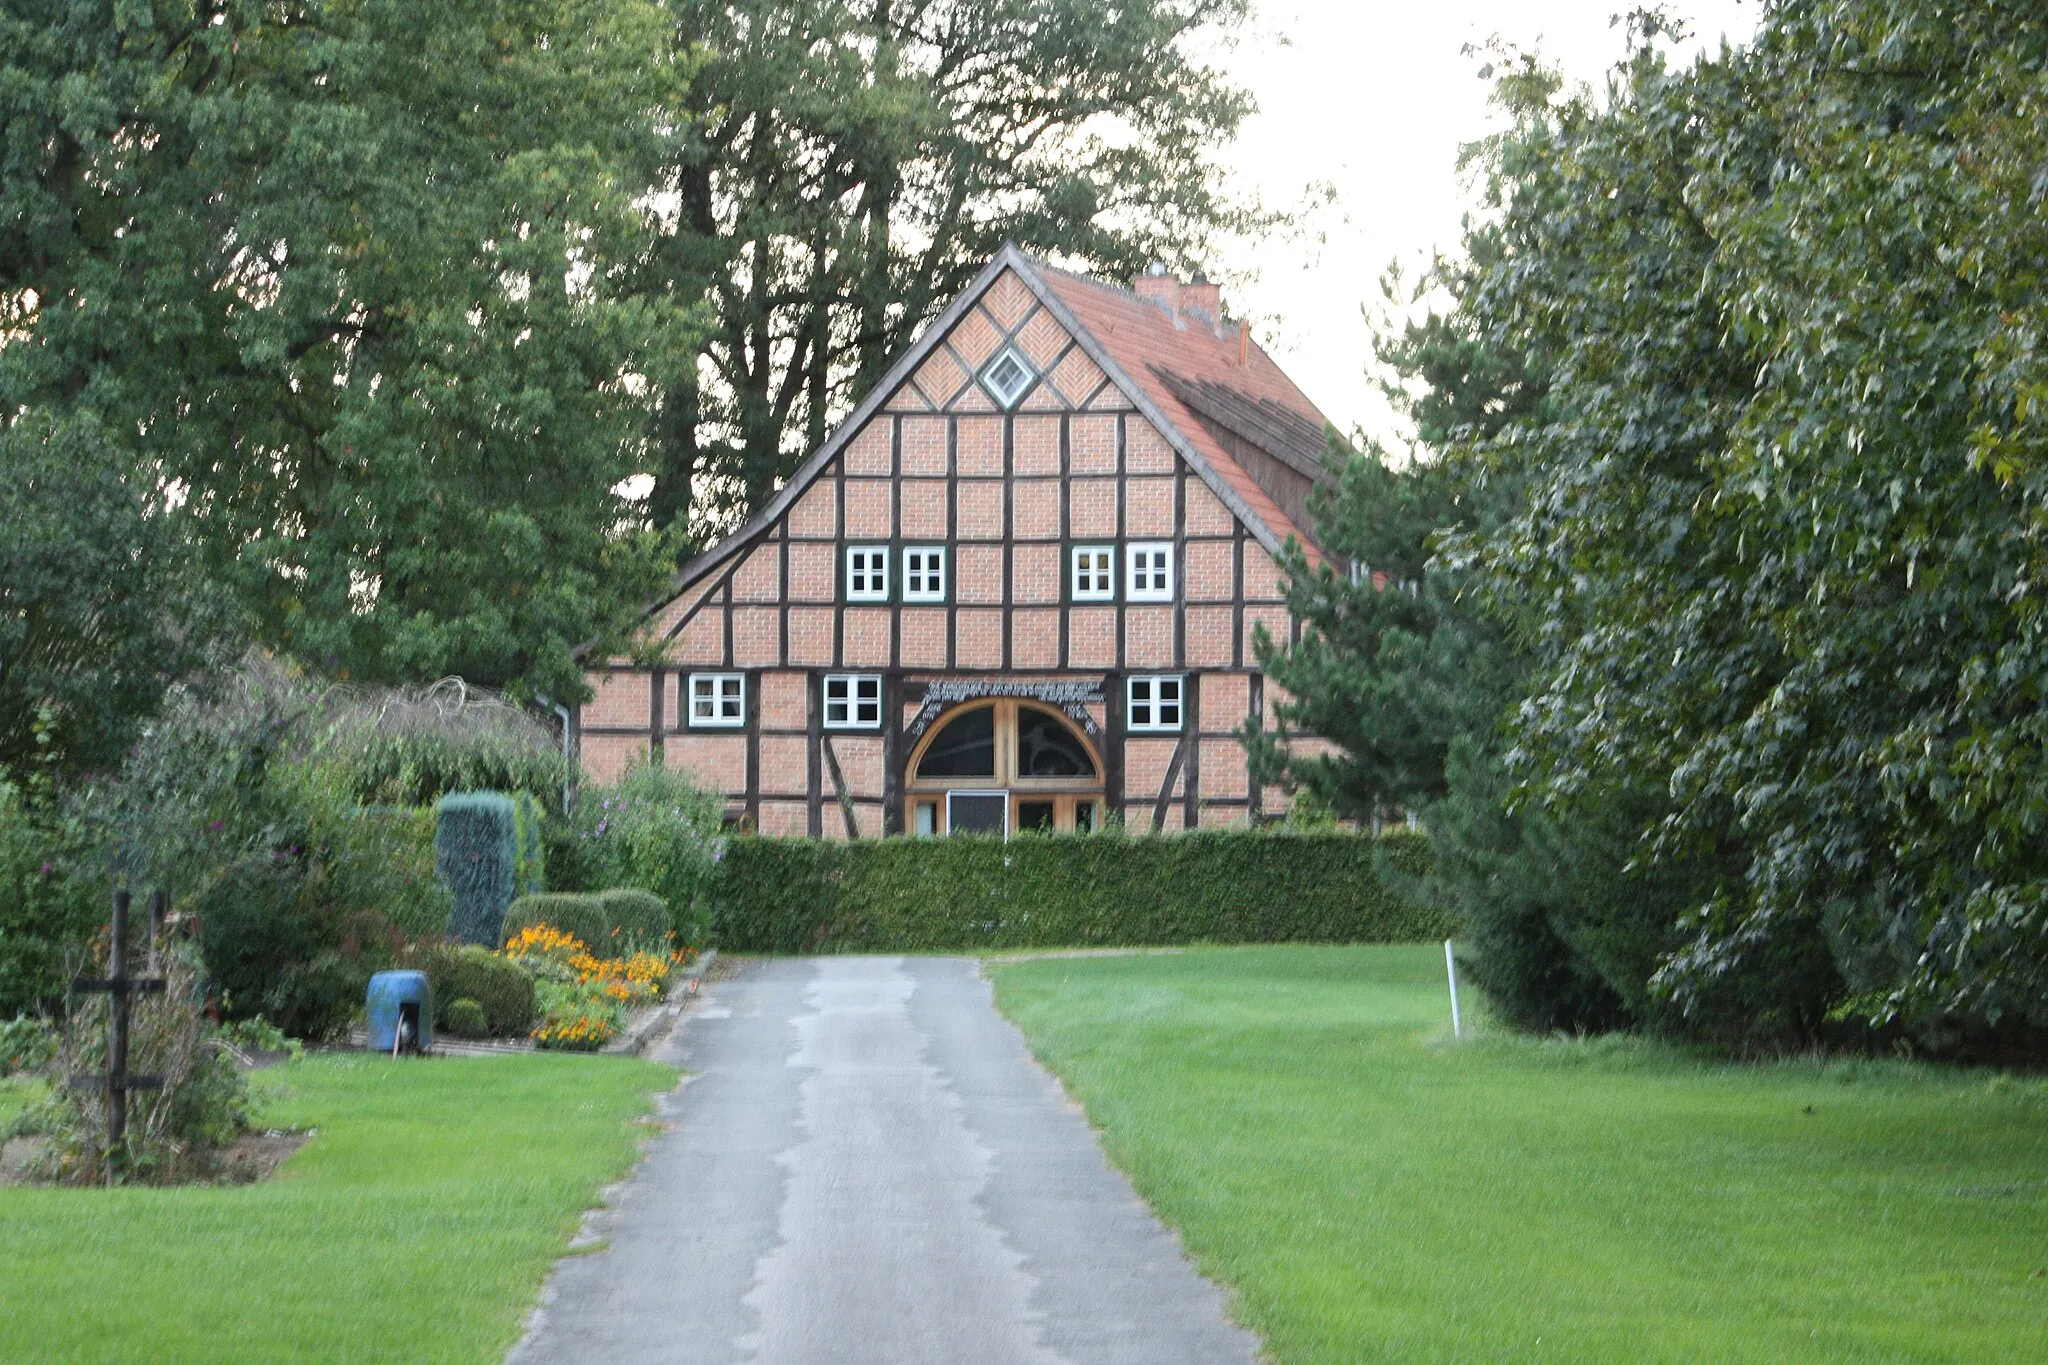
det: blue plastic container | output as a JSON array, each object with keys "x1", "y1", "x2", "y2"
[{"x1": 366, "y1": 970, "x2": 433, "y2": 1054}]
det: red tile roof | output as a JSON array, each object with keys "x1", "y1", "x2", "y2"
[{"x1": 1035, "y1": 261, "x2": 1331, "y2": 563}]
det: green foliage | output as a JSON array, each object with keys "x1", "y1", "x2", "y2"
[
  {"x1": 1, "y1": 0, "x2": 695, "y2": 701},
  {"x1": 504, "y1": 889, "x2": 672, "y2": 951},
  {"x1": 0, "y1": 780, "x2": 98, "y2": 1017},
  {"x1": 1415, "y1": 7, "x2": 2048, "y2": 1042},
  {"x1": 0, "y1": 1015, "x2": 55, "y2": 1077},
  {"x1": 419, "y1": 945, "x2": 536, "y2": 1037},
  {"x1": 318, "y1": 806, "x2": 450, "y2": 940},
  {"x1": 530, "y1": 978, "x2": 627, "y2": 1051},
  {"x1": 540, "y1": 812, "x2": 603, "y2": 895},
  {"x1": 1255, "y1": 9, "x2": 2048, "y2": 1048},
  {"x1": 513, "y1": 793, "x2": 547, "y2": 896},
  {"x1": 195, "y1": 855, "x2": 356, "y2": 1042},
  {"x1": 37, "y1": 943, "x2": 252, "y2": 1185},
  {"x1": 305, "y1": 680, "x2": 567, "y2": 814},
  {"x1": 43, "y1": 658, "x2": 580, "y2": 1037},
  {"x1": 571, "y1": 762, "x2": 723, "y2": 944},
  {"x1": 443, "y1": 998, "x2": 490, "y2": 1040},
  {"x1": 706, "y1": 829, "x2": 1444, "y2": 954},
  {"x1": 642, "y1": 0, "x2": 1261, "y2": 540},
  {"x1": 0, "y1": 412, "x2": 234, "y2": 782},
  {"x1": 31, "y1": 658, "x2": 575, "y2": 1037},
  {"x1": 596, "y1": 889, "x2": 671, "y2": 946},
  {"x1": 1251, "y1": 282, "x2": 1680, "y2": 1038},
  {"x1": 504, "y1": 894, "x2": 611, "y2": 950},
  {"x1": 435, "y1": 793, "x2": 519, "y2": 947},
  {"x1": 216, "y1": 1016, "x2": 303, "y2": 1063}
]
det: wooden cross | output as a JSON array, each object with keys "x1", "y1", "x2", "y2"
[{"x1": 69, "y1": 889, "x2": 168, "y2": 1178}]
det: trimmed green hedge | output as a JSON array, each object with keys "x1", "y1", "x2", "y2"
[
  {"x1": 705, "y1": 828, "x2": 1445, "y2": 953},
  {"x1": 502, "y1": 888, "x2": 671, "y2": 949}
]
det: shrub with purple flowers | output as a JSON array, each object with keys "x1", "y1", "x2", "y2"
[{"x1": 567, "y1": 761, "x2": 722, "y2": 946}]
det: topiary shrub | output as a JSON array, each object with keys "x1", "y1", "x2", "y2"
[
  {"x1": 435, "y1": 792, "x2": 518, "y2": 945},
  {"x1": 596, "y1": 888, "x2": 670, "y2": 945},
  {"x1": 503, "y1": 893, "x2": 609, "y2": 949},
  {"x1": 420, "y1": 945, "x2": 535, "y2": 1036},
  {"x1": 444, "y1": 997, "x2": 490, "y2": 1039},
  {"x1": 503, "y1": 889, "x2": 672, "y2": 950}
]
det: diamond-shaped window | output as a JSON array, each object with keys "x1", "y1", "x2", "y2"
[{"x1": 980, "y1": 346, "x2": 1035, "y2": 409}]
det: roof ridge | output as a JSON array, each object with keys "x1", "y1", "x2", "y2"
[{"x1": 600, "y1": 242, "x2": 1326, "y2": 657}]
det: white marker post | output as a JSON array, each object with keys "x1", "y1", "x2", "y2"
[{"x1": 1444, "y1": 939, "x2": 1463, "y2": 1041}]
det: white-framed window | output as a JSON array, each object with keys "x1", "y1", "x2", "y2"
[
  {"x1": 1126, "y1": 675, "x2": 1184, "y2": 732},
  {"x1": 845, "y1": 545, "x2": 889, "y2": 602},
  {"x1": 980, "y1": 345, "x2": 1035, "y2": 409},
  {"x1": 1071, "y1": 545, "x2": 1115, "y2": 602},
  {"x1": 823, "y1": 673, "x2": 883, "y2": 729},
  {"x1": 902, "y1": 546, "x2": 947, "y2": 602},
  {"x1": 1126, "y1": 542, "x2": 1174, "y2": 602},
  {"x1": 686, "y1": 672, "x2": 745, "y2": 728}
]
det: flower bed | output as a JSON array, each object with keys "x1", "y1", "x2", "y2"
[{"x1": 502, "y1": 923, "x2": 693, "y2": 1051}]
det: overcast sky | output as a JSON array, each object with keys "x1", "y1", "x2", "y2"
[{"x1": 1210, "y1": 1, "x2": 1761, "y2": 448}]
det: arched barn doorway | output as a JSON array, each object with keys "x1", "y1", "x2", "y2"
[{"x1": 904, "y1": 701, "x2": 1103, "y2": 836}]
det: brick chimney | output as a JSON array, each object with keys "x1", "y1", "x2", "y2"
[
  {"x1": 1133, "y1": 264, "x2": 1226, "y2": 336},
  {"x1": 1134, "y1": 262, "x2": 1181, "y2": 312},
  {"x1": 1179, "y1": 272, "x2": 1222, "y2": 327}
]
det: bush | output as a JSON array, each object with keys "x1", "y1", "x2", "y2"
[
  {"x1": 499, "y1": 888, "x2": 667, "y2": 949},
  {"x1": 306, "y1": 676, "x2": 565, "y2": 812},
  {"x1": 443, "y1": 997, "x2": 490, "y2": 1039},
  {"x1": 541, "y1": 811, "x2": 600, "y2": 893},
  {"x1": 705, "y1": 828, "x2": 1445, "y2": 953},
  {"x1": 1, "y1": 1014, "x2": 55, "y2": 1076},
  {"x1": 420, "y1": 944, "x2": 535, "y2": 1036},
  {"x1": 598, "y1": 888, "x2": 670, "y2": 943},
  {"x1": 513, "y1": 792, "x2": 546, "y2": 897},
  {"x1": 0, "y1": 780, "x2": 99, "y2": 1017},
  {"x1": 503, "y1": 888, "x2": 678, "y2": 952},
  {"x1": 570, "y1": 761, "x2": 722, "y2": 943},
  {"x1": 35, "y1": 942, "x2": 252, "y2": 1184},
  {"x1": 196, "y1": 854, "x2": 359, "y2": 1040},
  {"x1": 504, "y1": 893, "x2": 609, "y2": 950},
  {"x1": 435, "y1": 793, "x2": 518, "y2": 945},
  {"x1": 320, "y1": 804, "x2": 450, "y2": 938}
]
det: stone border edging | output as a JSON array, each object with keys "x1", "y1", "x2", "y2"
[{"x1": 601, "y1": 950, "x2": 717, "y2": 1056}]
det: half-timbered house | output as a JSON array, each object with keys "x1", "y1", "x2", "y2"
[{"x1": 576, "y1": 244, "x2": 1339, "y2": 836}]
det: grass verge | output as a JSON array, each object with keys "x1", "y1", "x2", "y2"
[
  {"x1": 990, "y1": 944, "x2": 2048, "y2": 1363},
  {"x1": 0, "y1": 1051, "x2": 671, "y2": 1363}
]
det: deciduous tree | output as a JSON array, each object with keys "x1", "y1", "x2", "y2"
[
  {"x1": 1, "y1": 0, "x2": 696, "y2": 726},
  {"x1": 640, "y1": 0, "x2": 1258, "y2": 541}
]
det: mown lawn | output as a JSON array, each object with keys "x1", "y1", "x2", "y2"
[
  {"x1": 0, "y1": 1052, "x2": 671, "y2": 1364},
  {"x1": 991, "y1": 945, "x2": 2048, "y2": 1364}
]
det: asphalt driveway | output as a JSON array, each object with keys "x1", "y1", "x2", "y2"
[{"x1": 509, "y1": 956, "x2": 1257, "y2": 1365}]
